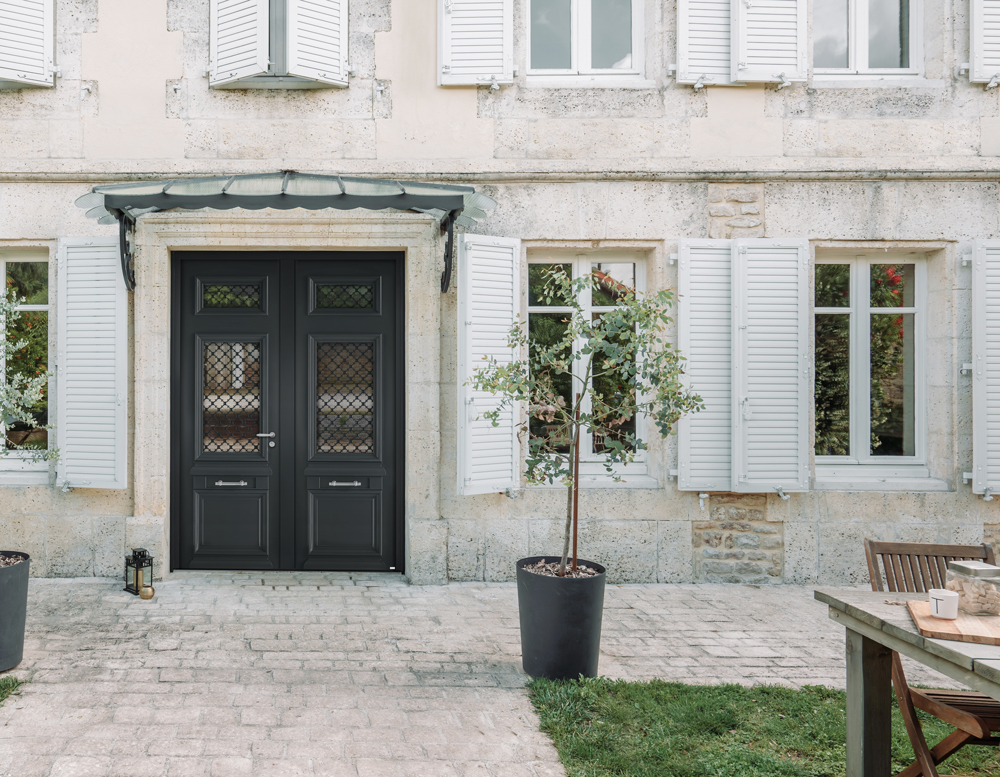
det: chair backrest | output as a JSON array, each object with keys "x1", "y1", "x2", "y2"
[{"x1": 865, "y1": 539, "x2": 997, "y2": 593}]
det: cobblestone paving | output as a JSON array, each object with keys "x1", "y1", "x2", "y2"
[{"x1": 0, "y1": 575, "x2": 959, "y2": 776}]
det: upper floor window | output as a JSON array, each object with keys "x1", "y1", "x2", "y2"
[
  {"x1": 814, "y1": 255, "x2": 926, "y2": 471},
  {"x1": 209, "y1": 0, "x2": 349, "y2": 89},
  {"x1": 814, "y1": 0, "x2": 915, "y2": 73},
  {"x1": 528, "y1": 0, "x2": 641, "y2": 75}
]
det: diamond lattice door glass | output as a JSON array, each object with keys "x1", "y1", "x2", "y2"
[
  {"x1": 203, "y1": 342, "x2": 262, "y2": 453},
  {"x1": 316, "y1": 342, "x2": 375, "y2": 454}
]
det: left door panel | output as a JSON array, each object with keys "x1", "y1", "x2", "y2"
[{"x1": 175, "y1": 259, "x2": 282, "y2": 569}]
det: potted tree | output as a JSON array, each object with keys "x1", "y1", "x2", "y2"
[
  {"x1": 0, "y1": 281, "x2": 56, "y2": 672},
  {"x1": 471, "y1": 266, "x2": 701, "y2": 680}
]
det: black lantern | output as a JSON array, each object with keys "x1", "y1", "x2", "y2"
[{"x1": 124, "y1": 548, "x2": 153, "y2": 597}]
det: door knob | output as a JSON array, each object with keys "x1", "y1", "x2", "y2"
[{"x1": 256, "y1": 432, "x2": 275, "y2": 438}]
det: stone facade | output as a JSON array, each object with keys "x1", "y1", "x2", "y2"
[
  {"x1": 1, "y1": 0, "x2": 1000, "y2": 584},
  {"x1": 693, "y1": 496, "x2": 783, "y2": 584}
]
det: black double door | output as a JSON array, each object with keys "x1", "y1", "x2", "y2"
[{"x1": 171, "y1": 252, "x2": 403, "y2": 571}]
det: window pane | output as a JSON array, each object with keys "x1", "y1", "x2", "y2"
[
  {"x1": 528, "y1": 263, "x2": 573, "y2": 306},
  {"x1": 591, "y1": 0, "x2": 632, "y2": 69},
  {"x1": 591, "y1": 312, "x2": 636, "y2": 453},
  {"x1": 6, "y1": 262, "x2": 48, "y2": 305},
  {"x1": 815, "y1": 264, "x2": 850, "y2": 307},
  {"x1": 870, "y1": 312, "x2": 915, "y2": 456},
  {"x1": 869, "y1": 0, "x2": 909, "y2": 68},
  {"x1": 813, "y1": 0, "x2": 849, "y2": 68},
  {"x1": 531, "y1": 0, "x2": 572, "y2": 69},
  {"x1": 815, "y1": 314, "x2": 851, "y2": 456},
  {"x1": 870, "y1": 263, "x2": 914, "y2": 307},
  {"x1": 5, "y1": 310, "x2": 48, "y2": 450},
  {"x1": 591, "y1": 262, "x2": 635, "y2": 306},
  {"x1": 528, "y1": 312, "x2": 573, "y2": 451}
]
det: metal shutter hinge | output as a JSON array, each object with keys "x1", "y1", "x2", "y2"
[{"x1": 961, "y1": 363, "x2": 973, "y2": 375}]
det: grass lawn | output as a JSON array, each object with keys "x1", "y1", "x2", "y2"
[
  {"x1": 0, "y1": 676, "x2": 21, "y2": 707},
  {"x1": 528, "y1": 677, "x2": 1000, "y2": 776}
]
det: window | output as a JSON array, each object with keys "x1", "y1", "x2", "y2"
[
  {"x1": 813, "y1": 0, "x2": 916, "y2": 73},
  {"x1": 1, "y1": 251, "x2": 50, "y2": 464},
  {"x1": 814, "y1": 255, "x2": 925, "y2": 474},
  {"x1": 527, "y1": 254, "x2": 645, "y2": 473},
  {"x1": 528, "y1": 0, "x2": 642, "y2": 76},
  {"x1": 209, "y1": 0, "x2": 349, "y2": 89}
]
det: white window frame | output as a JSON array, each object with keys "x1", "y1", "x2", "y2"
[
  {"x1": 812, "y1": 0, "x2": 922, "y2": 78},
  {"x1": 0, "y1": 248, "x2": 52, "y2": 483},
  {"x1": 526, "y1": 0, "x2": 645, "y2": 82},
  {"x1": 813, "y1": 253, "x2": 928, "y2": 482},
  {"x1": 526, "y1": 252, "x2": 649, "y2": 481}
]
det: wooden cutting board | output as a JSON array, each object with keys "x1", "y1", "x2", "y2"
[{"x1": 907, "y1": 600, "x2": 1000, "y2": 645}]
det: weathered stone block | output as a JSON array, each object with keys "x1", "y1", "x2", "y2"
[
  {"x1": 727, "y1": 533, "x2": 760, "y2": 549},
  {"x1": 726, "y1": 186, "x2": 760, "y2": 203},
  {"x1": 735, "y1": 561, "x2": 765, "y2": 575},
  {"x1": 703, "y1": 560, "x2": 733, "y2": 574},
  {"x1": 709, "y1": 204, "x2": 735, "y2": 217},
  {"x1": 727, "y1": 216, "x2": 762, "y2": 228},
  {"x1": 741, "y1": 204, "x2": 760, "y2": 215},
  {"x1": 703, "y1": 531, "x2": 723, "y2": 547}
]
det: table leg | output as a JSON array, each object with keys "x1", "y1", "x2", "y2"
[{"x1": 846, "y1": 627, "x2": 893, "y2": 777}]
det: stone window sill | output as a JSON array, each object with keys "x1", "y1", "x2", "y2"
[
  {"x1": 812, "y1": 477, "x2": 951, "y2": 492},
  {"x1": 529, "y1": 473, "x2": 660, "y2": 489}
]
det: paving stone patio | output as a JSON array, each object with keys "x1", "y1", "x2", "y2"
[{"x1": 0, "y1": 574, "x2": 960, "y2": 776}]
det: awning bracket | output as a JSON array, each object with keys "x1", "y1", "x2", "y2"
[{"x1": 441, "y1": 209, "x2": 459, "y2": 293}]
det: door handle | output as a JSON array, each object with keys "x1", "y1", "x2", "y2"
[
  {"x1": 215, "y1": 480, "x2": 248, "y2": 487},
  {"x1": 256, "y1": 432, "x2": 275, "y2": 438},
  {"x1": 329, "y1": 480, "x2": 362, "y2": 487}
]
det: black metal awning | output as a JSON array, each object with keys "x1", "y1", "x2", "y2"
[{"x1": 74, "y1": 172, "x2": 497, "y2": 292}]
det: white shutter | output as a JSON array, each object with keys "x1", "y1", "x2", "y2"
[
  {"x1": 731, "y1": 239, "x2": 809, "y2": 493},
  {"x1": 56, "y1": 238, "x2": 128, "y2": 490},
  {"x1": 971, "y1": 0, "x2": 1000, "y2": 84},
  {"x1": 676, "y1": 0, "x2": 735, "y2": 86},
  {"x1": 209, "y1": 0, "x2": 268, "y2": 86},
  {"x1": 731, "y1": 0, "x2": 806, "y2": 84},
  {"x1": 972, "y1": 241, "x2": 1000, "y2": 496},
  {"x1": 287, "y1": 0, "x2": 349, "y2": 87},
  {"x1": 438, "y1": 0, "x2": 513, "y2": 86},
  {"x1": 677, "y1": 241, "x2": 733, "y2": 491},
  {"x1": 0, "y1": 0, "x2": 54, "y2": 87},
  {"x1": 457, "y1": 234, "x2": 521, "y2": 495}
]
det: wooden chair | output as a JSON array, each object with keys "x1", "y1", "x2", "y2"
[{"x1": 865, "y1": 539, "x2": 1000, "y2": 777}]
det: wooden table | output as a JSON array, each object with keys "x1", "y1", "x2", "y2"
[{"x1": 815, "y1": 588, "x2": 1000, "y2": 777}]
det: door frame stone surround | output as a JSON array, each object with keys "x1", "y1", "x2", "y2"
[{"x1": 132, "y1": 209, "x2": 446, "y2": 583}]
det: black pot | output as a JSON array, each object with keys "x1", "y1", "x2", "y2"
[
  {"x1": 516, "y1": 555, "x2": 607, "y2": 680},
  {"x1": 0, "y1": 551, "x2": 29, "y2": 673}
]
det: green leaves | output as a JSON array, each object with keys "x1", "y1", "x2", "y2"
[
  {"x1": 468, "y1": 266, "x2": 702, "y2": 486},
  {"x1": 1, "y1": 287, "x2": 57, "y2": 461}
]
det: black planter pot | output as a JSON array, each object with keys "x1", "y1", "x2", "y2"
[
  {"x1": 0, "y1": 551, "x2": 29, "y2": 673},
  {"x1": 516, "y1": 555, "x2": 607, "y2": 680}
]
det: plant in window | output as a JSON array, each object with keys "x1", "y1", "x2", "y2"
[
  {"x1": 1, "y1": 286, "x2": 56, "y2": 461},
  {"x1": 473, "y1": 266, "x2": 701, "y2": 574}
]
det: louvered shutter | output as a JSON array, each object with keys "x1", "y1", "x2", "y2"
[
  {"x1": 457, "y1": 234, "x2": 521, "y2": 495},
  {"x1": 56, "y1": 238, "x2": 128, "y2": 490},
  {"x1": 287, "y1": 0, "x2": 349, "y2": 86},
  {"x1": 677, "y1": 241, "x2": 733, "y2": 491},
  {"x1": 0, "y1": 0, "x2": 55, "y2": 87},
  {"x1": 209, "y1": 0, "x2": 268, "y2": 86},
  {"x1": 731, "y1": 239, "x2": 809, "y2": 493},
  {"x1": 438, "y1": 0, "x2": 513, "y2": 86},
  {"x1": 676, "y1": 0, "x2": 735, "y2": 86},
  {"x1": 971, "y1": 0, "x2": 1000, "y2": 84},
  {"x1": 972, "y1": 241, "x2": 1000, "y2": 496},
  {"x1": 731, "y1": 0, "x2": 806, "y2": 84}
]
